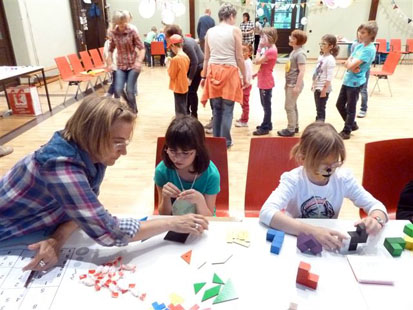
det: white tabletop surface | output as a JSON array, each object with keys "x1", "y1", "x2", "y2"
[
  {"x1": 0, "y1": 66, "x2": 44, "y2": 81},
  {"x1": 1, "y1": 218, "x2": 411, "y2": 310}
]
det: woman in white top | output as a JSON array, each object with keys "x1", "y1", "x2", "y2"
[
  {"x1": 201, "y1": 3, "x2": 249, "y2": 148},
  {"x1": 259, "y1": 122, "x2": 388, "y2": 251}
]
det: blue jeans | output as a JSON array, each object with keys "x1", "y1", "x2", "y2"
[
  {"x1": 259, "y1": 88, "x2": 273, "y2": 130},
  {"x1": 211, "y1": 98, "x2": 235, "y2": 147},
  {"x1": 336, "y1": 84, "x2": 361, "y2": 133},
  {"x1": 359, "y1": 69, "x2": 370, "y2": 112},
  {"x1": 115, "y1": 69, "x2": 139, "y2": 113},
  {"x1": 108, "y1": 71, "x2": 119, "y2": 98},
  {"x1": 144, "y1": 42, "x2": 152, "y2": 66}
]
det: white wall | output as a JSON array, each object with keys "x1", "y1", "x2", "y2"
[
  {"x1": 304, "y1": 0, "x2": 413, "y2": 59},
  {"x1": 3, "y1": 0, "x2": 77, "y2": 67}
]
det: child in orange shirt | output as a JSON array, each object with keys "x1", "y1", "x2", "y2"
[{"x1": 167, "y1": 34, "x2": 190, "y2": 116}]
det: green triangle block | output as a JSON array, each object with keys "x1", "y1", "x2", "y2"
[
  {"x1": 212, "y1": 273, "x2": 225, "y2": 285},
  {"x1": 193, "y1": 282, "x2": 206, "y2": 294},
  {"x1": 213, "y1": 279, "x2": 238, "y2": 304},
  {"x1": 201, "y1": 285, "x2": 221, "y2": 301}
]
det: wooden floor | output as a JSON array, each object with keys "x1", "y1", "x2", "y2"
[{"x1": 1, "y1": 61, "x2": 412, "y2": 219}]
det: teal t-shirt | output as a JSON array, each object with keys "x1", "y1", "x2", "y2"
[
  {"x1": 343, "y1": 43, "x2": 376, "y2": 87},
  {"x1": 144, "y1": 31, "x2": 157, "y2": 44},
  {"x1": 154, "y1": 160, "x2": 220, "y2": 196}
]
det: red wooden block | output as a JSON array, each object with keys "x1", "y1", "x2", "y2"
[{"x1": 306, "y1": 273, "x2": 319, "y2": 290}]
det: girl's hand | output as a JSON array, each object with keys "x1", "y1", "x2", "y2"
[
  {"x1": 355, "y1": 217, "x2": 382, "y2": 236},
  {"x1": 292, "y1": 86, "x2": 301, "y2": 95},
  {"x1": 177, "y1": 189, "x2": 204, "y2": 205},
  {"x1": 170, "y1": 214, "x2": 209, "y2": 235},
  {"x1": 320, "y1": 90, "x2": 327, "y2": 98},
  {"x1": 162, "y1": 182, "x2": 181, "y2": 199},
  {"x1": 23, "y1": 238, "x2": 61, "y2": 271},
  {"x1": 243, "y1": 77, "x2": 251, "y2": 89},
  {"x1": 200, "y1": 79, "x2": 206, "y2": 88},
  {"x1": 310, "y1": 226, "x2": 348, "y2": 251}
]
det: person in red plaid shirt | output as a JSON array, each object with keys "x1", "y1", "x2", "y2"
[
  {"x1": 106, "y1": 10, "x2": 145, "y2": 113},
  {"x1": 0, "y1": 96, "x2": 209, "y2": 271}
]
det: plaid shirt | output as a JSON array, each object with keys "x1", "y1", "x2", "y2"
[
  {"x1": 0, "y1": 132, "x2": 140, "y2": 246},
  {"x1": 109, "y1": 25, "x2": 144, "y2": 70},
  {"x1": 240, "y1": 21, "x2": 254, "y2": 45}
]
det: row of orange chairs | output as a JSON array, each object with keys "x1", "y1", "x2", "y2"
[
  {"x1": 54, "y1": 47, "x2": 108, "y2": 104},
  {"x1": 375, "y1": 38, "x2": 413, "y2": 64},
  {"x1": 153, "y1": 137, "x2": 413, "y2": 219}
]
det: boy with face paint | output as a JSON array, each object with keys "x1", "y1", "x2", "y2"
[{"x1": 259, "y1": 122, "x2": 388, "y2": 251}]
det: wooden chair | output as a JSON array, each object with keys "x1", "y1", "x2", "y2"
[
  {"x1": 154, "y1": 137, "x2": 229, "y2": 217},
  {"x1": 244, "y1": 137, "x2": 299, "y2": 217},
  {"x1": 359, "y1": 138, "x2": 413, "y2": 220},
  {"x1": 150, "y1": 42, "x2": 166, "y2": 66},
  {"x1": 370, "y1": 51, "x2": 401, "y2": 97},
  {"x1": 54, "y1": 56, "x2": 95, "y2": 104}
]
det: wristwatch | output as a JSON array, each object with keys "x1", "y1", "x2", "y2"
[{"x1": 374, "y1": 216, "x2": 385, "y2": 228}]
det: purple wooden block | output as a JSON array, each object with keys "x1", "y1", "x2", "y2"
[{"x1": 297, "y1": 233, "x2": 311, "y2": 252}]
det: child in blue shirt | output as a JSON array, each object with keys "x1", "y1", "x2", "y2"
[{"x1": 336, "y1": 21, "x2": 377, "y2": 140}]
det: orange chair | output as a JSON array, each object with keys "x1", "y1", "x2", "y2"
[
  {"x1": 244, "y1": 137, "x2": 299, "y2": 217},
  {"x1": 390, "y1": 39, "x2": 401, "y2": 52},
  {"x1": 54, "y1": 56, "x2": 95, "y2": 104},
  {"x1": 99, "y1": 47, "x2": 105, "y2": 60},
  {"x1": 359, "y1": 138, "x2": 413, "y2": 220},
  {"x1": 401, "y1": 39, "x2": 413, "y2": 64},
  {"x1": 89, "y1": 49, "x2": 106, "y2": 69},
  {"x1": 150, "y1": 41, "x2": 166, "y2": 66},
  {"x1": 370, "y1": 51, "x2": 401, "y2": 97},
  {"x1": 375, "y1": 38, "x2": 388, "y2": 64},
  {"x1": 154, "y1": 137, "x2": 229, "y2": 217},
  {"x1": 79, "y1": 50, "x2": 106, "y2": 89}
]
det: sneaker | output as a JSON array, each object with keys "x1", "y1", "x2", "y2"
[
  {"x1": 256, "y1": 125, "x2": 273, "y2": 131},
  {"x1": 0, "y1": 146, "x2": 13, "y2": 157},
  {"x1": 227, "y1": 142, "x2": 234, "y2": 149},
  {"x1": 253, "y1": 128, "x2": 269, "y2": 136},
  {"x1": 204, "y1": 118, "x2": 213, "y2": 130},
  {"x1": 295, "y1": 127, "x2": 299, "y2": 133},
  {"x1": 357, "y1": 110, "x2": 366, "y2": 118},
  {"x1": 205, "y1": 128, "x2": 213, "y2": 134},
  {"x1": 339, "y1": 131, "x2": 351, "y2": 140},
  {"x1": 235, "y1": 120, "x2": 248, "y2": 127},
  {"x1": 277, "y1": 129, "x2": 295, "y2": 137}
]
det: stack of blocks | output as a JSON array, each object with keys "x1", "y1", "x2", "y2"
[
  {"x1": 347, "y1": 223, "x2": 368, "y2": 251},
  {"x1": 384, "y1": 223, "x2": 413, "y2": 256},
  {"x1": 296, "y1": 261, "x2": 319, "y2": 290},
  {"x1": 266, "y1": 229, "x2": 285, "y2": 254},
  {"x1": 297, "y1": 233, "x2": 322, "y2": 255}
]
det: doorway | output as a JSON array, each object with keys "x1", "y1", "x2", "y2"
[{"x1": 0, "y1": 0, "x2": 16, "y2": 66}]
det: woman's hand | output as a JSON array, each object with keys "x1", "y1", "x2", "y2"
[
  {"x1": 177, "y1": 189, "x2": 204, "y2": 205},
  {"x1": 23, "y1": 238, "x2": 61, "y2": 271},
  {"x1": 133, "y1": 61, "x2": 142, "y2": 72},
  {"x1": 355, "y1": 216, "x2": 383, "y2": 236},
  {"x1": 309, "y1": 226, "x2": 348, "y2": 251},
  {"x1": 162, "y1": 182, "x2": 181, "y2": 199},
  {"x1": 170, "y1": 214, "x2": 209, "y2": 235}
]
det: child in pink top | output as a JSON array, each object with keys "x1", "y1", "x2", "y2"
[{"x1": 253, "y1": 27, "x2": 278, "y2": 136}]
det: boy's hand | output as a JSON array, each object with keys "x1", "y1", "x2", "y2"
[
  {"x1": 355, "y1": 217, "x2": 383, "y2": 235},
  {"x1": 310, "y1": 226, "x2": 348, "y2": 251}
]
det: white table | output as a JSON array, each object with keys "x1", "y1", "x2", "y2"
[
  {"x1": 0, "y1": 218, "x2": 411, "y2": 310},
  {"x1": 0, "y1": 66, "x2": 52, "y2": 112}
]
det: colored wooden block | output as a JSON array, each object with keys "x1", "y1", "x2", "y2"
[
  {"x1": 201, "y1": 285, "x2": 221, "y2": 302},
  {"x1": 194, "y1": 282, "x2": 206, "y2": 294},
  {"x1": 306, "y1": 273, "x2": 319, "y2": 290},
  {"x1": 213, "y1": 279, "x2": 238, "y2": 304},
  {"x1": 189, "y1": 305, "x2": 200, "y2": 310},
  {"x1": 297, "y1": 233, "x2": 322, "y2": 255},
  {"x1": 384, "y1": 240, "x2": 403, "y2": 257},
  {"x1": 356, "y1": 223, "x2": 368, "y2": 243},
  {"x1": 266, "y1": 229, "x2": 278, "y2": 242},
  {"x1": 270, "y1": 230, "x2": 285, "y2": 254},
  {"x1": 384, "y1": 237, "x2": 406, "y2": 250},
  {"x1": 212, "y1": 273, "x2": 225, "y2": 285},
  {"x1": 152, "y1": 302, "x2": 167, "y2": 310},
  {"x1": 297, "y1": 233, "x2": 311, "y2": 252},
  {"x1": 403, "y1": 223, "x2": 413, "y2": 237},
  {"x1": 169, "y1": 293, "x2": 184, "y2": 305},
  {"x1": 404, "y1": 236, "x2": 413, "y2": 250},
  {"x1": 296, "y1": 261, "x2": 319, "y2": 290},
  {"x1": 181, "y1": 250, "x2": 192, "y2": 264},
  {"x1": 226, "y1": 230, "x2": 234, "y2": 243},
  {"x1": 168, "y1": 304, "x2": 184, "y2": 310}
]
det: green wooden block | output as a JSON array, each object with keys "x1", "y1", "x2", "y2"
[
  {"x1": 384, "y1": 240, "x2": 403, "y2": 257},
  {"x1": 403, "y1": 223, "x2": 413, "y2": 237},
  {"x1": 384, "y1": 237, "x2": 406, "y2": 249},
  {"x1": 193, "y1": 282, "x2": 206, "y2": 294},
  {"x1": 202, "y1": 285, "x2": 221, "y2": 302},
  {"x1": 213, "y1": 279, "x2": 238, "y2": 304},
  {"x1": 212, "y1": 273, "x2": 225, "y2": 285}
]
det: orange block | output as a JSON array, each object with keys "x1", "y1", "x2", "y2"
[{"x1": 181, "y1": 250, "x2": 192, "y2": 264}]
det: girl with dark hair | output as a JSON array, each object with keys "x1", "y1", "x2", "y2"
[
  {"x1": 155, "y1": 116, "x2": 220, "y2": 216},
  {"x1": 311, "y1": 34, "x2": 339, "y2": 122}
]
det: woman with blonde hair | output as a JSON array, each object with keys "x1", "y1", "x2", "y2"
[{"x1": 0, "y1": 96, "x2": 208, "y2": 271}]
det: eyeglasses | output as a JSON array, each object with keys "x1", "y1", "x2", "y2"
[
  {"x1": 113, "y1": 140, "x2": 130, "y2": 150},
  {"x1": 166, "y1": 148, "x2": 195, "y2": 159},
  {"x1": 319, "y1": 161, "x2": 343, "y2": 172}
]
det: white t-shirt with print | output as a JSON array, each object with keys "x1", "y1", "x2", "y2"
[
  {"x1": 259, "y1": 166, "x2": 388, "y2": 226},
  {"x1": 312, "y1": 54, "x2": 336, "y2": 92}
]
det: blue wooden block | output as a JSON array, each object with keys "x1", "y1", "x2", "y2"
[
  {"x1": 266, "y1": 229, "x2": 277, "y2": 241},
  {"x1": 270, "y1": 230, "x2": 285, "y2": 254}
]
